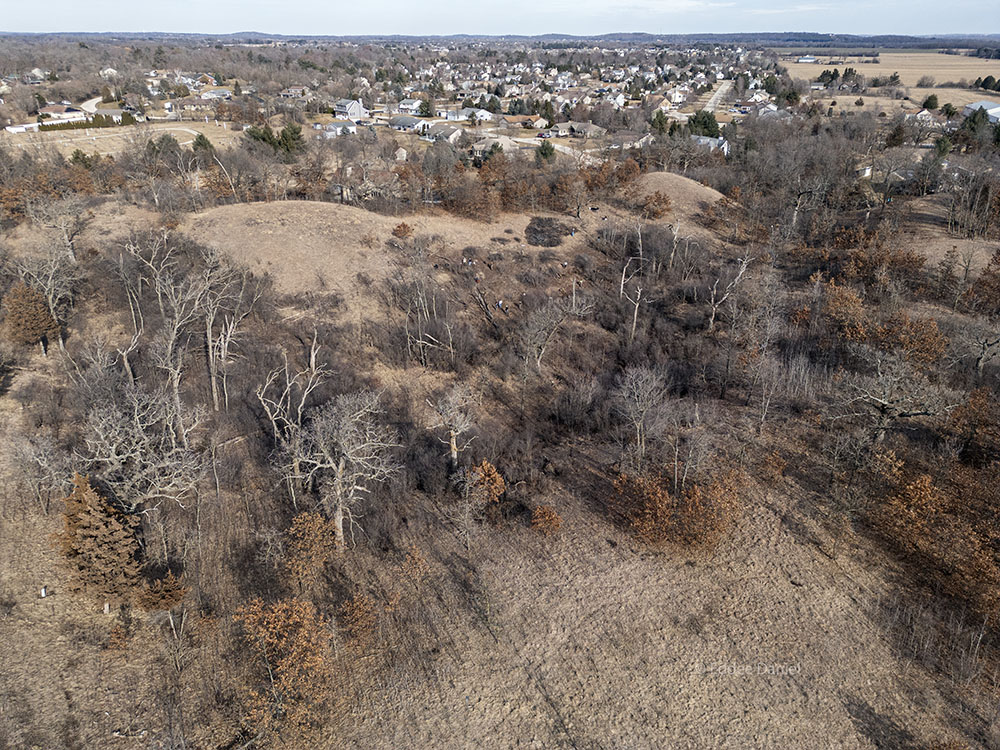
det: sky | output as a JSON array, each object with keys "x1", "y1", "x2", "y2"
[{"x1": 1, "y1": 0, "x2": 997, "y2": 38}]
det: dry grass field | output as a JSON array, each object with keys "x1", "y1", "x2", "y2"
[
  {"x1": 812, "y1": 87, "x2": 999, "y2": 120},
  {"x1": 0, "y1": 120, "x2": 241, "y2": 157},
  {"x1": 782, "y1": 50, "x2": 1000, "y2": 88}
]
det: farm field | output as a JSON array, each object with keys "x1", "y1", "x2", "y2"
[{"x1": 781, "y1": 50, "x2": 1000, "y2": 88}]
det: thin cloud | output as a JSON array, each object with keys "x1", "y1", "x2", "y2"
[{"x1": 748, "y1": 4, "x2": 832, "y2": 13}]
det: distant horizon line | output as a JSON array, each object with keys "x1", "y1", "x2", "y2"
[{"x1": 1, "y1": 30, "x2": 999, "y2": 40}]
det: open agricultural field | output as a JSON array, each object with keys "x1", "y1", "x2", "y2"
[{"x1": 782, "y1": 50, "x2": 1000, "y2": 88}]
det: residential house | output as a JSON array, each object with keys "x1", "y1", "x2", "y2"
[
  {"x1": 397, "y1": 98, "x2": 424, "y2": 115},
  {"x1": 320, "y1": 119, "x2": 357, "y2": 138},
  {"x1": 448, "y1": 107, "x2": 493, "y2": 122},
  {"x1": 568, "y1": 121, "x2": 607, "y2": 139},
  {"x1": 470, "y1": 135, "x2": 519, "y2": 157},
  {"x1": 38, "y1": 104, "x2": 86, "y2": 124},
  {"x1": 279, "y1": 86, "x2": 309, "y2": 99},
  {"x1": 690, "y1": 135, "x2": 731, "y2": 156},
  {"x1": 610, "y1": 132, "x2": 656, "y2": 150},
  {"x1": 551, "y1": 121, "x2": 574, "y2": 137},
  {"x1": 388, "y1": 115, "x2": 426, "y2": 132},
  {"x1": 500, "y1": 114, "x2": 548, "y2": 129},
  {"x1": 427, "y1": 123, "x2": 464, "y2": 144},
  {"x1": 95, "y1": 106, "x2": 126, "y2": 123},
  {"x1": 200, "y1": 88, "x2": 233, "y2": 100},
  {"x1": 333, "y1": 98, "x2": 369, "y2": 121}
]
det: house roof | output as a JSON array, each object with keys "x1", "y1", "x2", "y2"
[
  {"x1": 389, "y1": 115, "x2": 421, "y2": 128},
  {"x1": 964, "y1": 99, "x2": 1000, "y2": 113}
]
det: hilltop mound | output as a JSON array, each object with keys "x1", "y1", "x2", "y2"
[
  {"x1": 181, "y1": 201, "x2": 400, "y2": 302},
  {"x1": 634, "y1": 171, "x2": 726, "y2": 223}
]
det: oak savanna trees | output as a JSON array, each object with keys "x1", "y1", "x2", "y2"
[{"x1": 2, "y1": 36, "x2": 1000, "y2": 747}]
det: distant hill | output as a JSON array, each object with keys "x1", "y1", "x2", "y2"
[{"x1": 2, "y1": 30, "x2": 999, "y2": 48}]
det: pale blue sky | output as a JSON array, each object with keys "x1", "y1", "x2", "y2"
[{"x1": 2, "y1": 0, "x2": 997, "y2": 37}]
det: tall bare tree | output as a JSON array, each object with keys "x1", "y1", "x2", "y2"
[
  {"x1": 428, "y1": 384, "x2": 476, "y2": 472},
  {"x1": 613, "y1": 366, "x2": 668, "y2": 473},
  {"x1": 256, "y1": 333, "x2": 329, "y2": 508},
  {"x1": 295, "y1": 390, "x2": 399, "y2": 549}
]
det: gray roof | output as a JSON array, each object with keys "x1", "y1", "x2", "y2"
[{"x1": 389, "y1": 115, "x2": 421, "y2": 128}]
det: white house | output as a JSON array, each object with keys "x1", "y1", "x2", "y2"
[
  {"x1": 200, "y1": 88, "x2": 233, "y2": 100},
  {"x1": 320, "y1": 119, "x2": 357, "y2": 138},
  {"x1": 397, "y1": 98, "x2": 424, "y2": 115},
  {"x1": 448, "y1": 107, "x2": 493, "y2": 123},
  {"x1": 333, "y1": 98, "x2": 368, "y2": 121}
]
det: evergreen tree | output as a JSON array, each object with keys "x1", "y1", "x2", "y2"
[
  {"x1": 688, "y1": 110, "x2": 720, "y2": 138},
  {"x1": 541, "y1": 99, "x2": 556, "y2": 126},
  {"x1": 278, "y1": 122, "x2": 305, "y2": 154},
  {"x1": 58, "y1": 475, "x2": 141, "y2": 609},
  {"x1": 2, "y1": 281, "x2": 59, "y2": 354},
  {"x1": 536, "y1": 140, "x2": 556, "y2": 165},
  {"x1": 651, "y1": 109, "x2": 668, "y2": 135}
]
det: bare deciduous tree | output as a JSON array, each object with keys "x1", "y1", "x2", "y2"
[
  {"x1": 82, "y1": 380, "x2": 204, "y2": 513},
  {"x1": 707, "y1": 253, "x2": 752, "y2": 332},
  {"x1": 837, "y1": 352, "x2": 957, "y2": 443},
  {"x1": 25, "y1": 195, "x2": 91, "y2": 262},
  {"x1": 296, "y1": 390, "x2": 400, "y2": 549},
  {"x1": 256, "y1": 333, "x2": 329, "y2": 509},
  {"x1": 428, "y1": 384, "x2": 476, "y2": 473},
  {"x1": 613, "y1": 366, "x2": 668, "y2": 474}
]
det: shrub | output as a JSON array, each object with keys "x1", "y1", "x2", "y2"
[
  {"x1": 531, "y1": 505, "x2": 563, "y2": 536},
  {"x1": 285, "y1": 512, "x2": 339, "y2": 591},
  {"x1": 639, "y1": 190, "x2": 672, "y2": 220},
  {"x1": 612, "y1": 470, "x2": 742, "y2": 548},
  {"x1": 392, "y1": 222, "x2": 414, "y2": 239},
  {"x1": 338, "y1": 591, "x2": 379, "y2": 649},
  {"x1": 236, "y1": 598, "x2": 332, "y2": 735}
]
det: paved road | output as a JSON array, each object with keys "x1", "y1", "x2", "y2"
[
  {"x1": 706, "y1": 80, "x2": 734, "y2": 112},
  {"x1": 80, "y1": 96, "x2": 102, "y2": 114}
]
